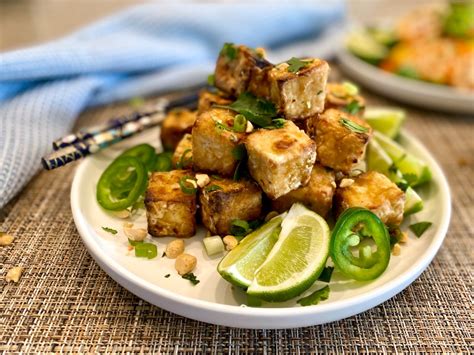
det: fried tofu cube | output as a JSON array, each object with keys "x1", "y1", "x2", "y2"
[
  {"x1": 192, "y1": 107, "x2": 245, "y2": 176},
  {"x1": 215, "y1": 43, "x2": 272, "y2": 97},
  {"x1": 324, "y1": 82, "x2": 366, "y2": 116},
  {"x1": 272, "y1": 164, "x2": 336, "y2": 217},
  {"x1": 197, "y1": 90, "x2": 232, "y2": 114},
  {"x1": 145, "y1": 171, "x2": 197, "y2": 238},
  {"x1": 335, "y1": 171, "x2": 405, "y2": 226},
  {"x1": 160, "y1": 109, "x2": 196, "y2": 150},
  {"x1": 172, "y1": 134, "x2": 193, "y2": 169},
  {"x1": 249, "y1": 59, "x2": 330, "y2": 120},
  {"x1": 199, "y1": 178, "x2": 262, "y2": 235},
  {"x1": 315, "y1": 109, "x2": 372, "y2": 173},
  {"x1": 245, "y1": 120, "x2": 317, "y2": 199}
]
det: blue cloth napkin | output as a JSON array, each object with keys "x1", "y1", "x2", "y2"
[{"x1": 0, "y1": 3, "x2": 345, "y2": 208}]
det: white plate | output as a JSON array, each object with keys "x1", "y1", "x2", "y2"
[
  {"x1": 337, "y1": 49, "x2": 474, "y2": 115},
  {"x1": 71, "y1": 128, "x2": 451, "y2": 329}
]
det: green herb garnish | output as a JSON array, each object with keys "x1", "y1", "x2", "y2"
[
  {"x1": 230, "y1": 219, "x2": 250, "y2": 237},
  {"x1": 179, "y1": 176, "x2": 197, "y2": 195},
  {"x1": 297, "y1": 285, "x2": 330, "y2": 306},
  {"x1": 176, "y1": 149, "x2": 192, "y2": 169},
  {"x1": 232, "y1": 144, "x2": 246, "y2": 160},
  {"x1": 134, "y1": 243, "x2": 157, "y2": 259},
  {"x1": 265, "y1": 118, "x2": 287, "y2": 130},
  {"x1": 205, "y1": 185, "x2": 223, "y2": 192},
  {"x1": 286, "y1": 57, "x2": 313, "y2": 73},
  {"x1": 340, "y1": 117, "x2": 369, "y2": 134},
  {"x1": 215, "y1": 92, "x2": 277, "y2": 128},
  {"x1": 207, "y1": 74, "x2": 215, "y2": 86},
  {"x1": 221, "y1": 42, "x2": 237, "y2": 60},
  {"x1": 344, "y1": 101, "x2": 362, "y2": 115},
  {"x1": 409, "y1": 221, "x2": 432, "y2": 238},
  {"x1": 211, "y1": 175, "x2": 223, "y2": 180},
  {"x1": 102, "y1": 227, "x2": 118, "y2": 235},
  {"x1": 164, "y1": 274, "x2": 171, "y2": 278},
  {"x1": 182, "y1": 272, "x2": 200, "y2": 285},
  {"x1": 317, "y1": 266, "x2": 334, "y2": 283}
]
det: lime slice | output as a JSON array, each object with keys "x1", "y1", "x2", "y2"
[
  {"x1": 217, "y1": 214, "x2": 285, "y2": 289},
  {"x1": 404, "y1": 186, "x2": 424, "y2": 216},
  {"x1": 364, "y1": 108, "x2": 406, "y2": 139},
  {"x1": 346, "y1": 30, "x2": 389, "y2": 64},
  {"x1": 374, "y1": 131, "x2": 431, "y2": 186},
  {"x1": 366, "y1": 139, "x2": 403, "y2": 181},
  {"x1": 247, "y1": 204, "x2": 330, "y2": 302}
]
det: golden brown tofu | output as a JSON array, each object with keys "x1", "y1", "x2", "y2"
[
  {"x1": 335, "y1": 171, "x2": 405, "y2": 226},
  {"x1": 315, "y1": 109, "x2": 372, "y2": 173},
  {"x1": 145, "y1": 171, "x2": 197, "y2": 238},
  {"x1": 251, "y1": 59, "x2": 330, "y2": 120},
  {"x1": 199, "y1": 177, "x2": 262, "y2": 235},
  {"x1": 324, "y1": 82, "x2": 366, "y2": 116},
  {"x1": 172, "y1": 134, "x2": 193, "y2": 169},
  {"x1": 272, "y1": 164, "x2": 336, "y2": 217},
  {"x1": 245, "y1": 120, "x2": 317, "y2": 199},
  {"x1": 215, "y1": 44, "x2": 272, "y2": 97},
  {"x1": 192, "y1": 107, "x2": 245, "y2": 176},
  {"x1": 197, "y1": 90, "x2": 232, "y2": 114},
  {"x1": 160, "y1": 109, "x2": 196, "y2": 150}
]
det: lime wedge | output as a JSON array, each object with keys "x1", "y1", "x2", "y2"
[
  {"x1": 346, "y1": 30, "x2": 389, "y2": 64},
  {"x1": 217, "y1": 214, "x2": 285, "y2": 289},
  {"x1": 374, "y1": 131, "x2": 431, "y2": 186},
  {"x1": 366, "y1": 139, "x2": 403, "y2": 181},
  {"x1": 364, "y1": 108, "x2": 406, "y2": 139},
  {"x1": 247, "y1": 204, "x2": 330, "y2": 302},
  {"x1": 404, "y1": 186, "x2": 424, "y2": 216}
]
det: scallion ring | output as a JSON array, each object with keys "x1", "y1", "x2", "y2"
[
  {"x1": 179, "y1": 176, "x2": 197, "y2": 195},
  {"x1": 233, "y1": 114, "x2": 247, "y2": 133}
]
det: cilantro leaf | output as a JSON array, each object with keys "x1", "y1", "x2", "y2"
[
  {"x1": 220, "y1": 43, "x2": 237, "y2": 60},
  {"x1": 317, "y1": 266, "x2": 334, "y2": 283},
  {"x1": 344, "y1": 100, "x2": 362, "y2": 115},
  {"x1": 340, "y1": 118, "x2": 369, "y2": 134},
  {"x1": 182, "y1": 272, "x2": 200, "y2": 285},
  {"x1": 264, "y1": 118, "x2": 287, "y2": 130},
  {"x1": 409, "y1": 221, "x2": 432, "y2": 238},
  {"x1": 297, "y1": 286, "x2": 330, "y2": 306},
  {"x1": 102, "y1": 227, "x2": 117, "y2": 235},
  {"x1": 286, "y1": 57, "x2": 313, "y2": 73}
]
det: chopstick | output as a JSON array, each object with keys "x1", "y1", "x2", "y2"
[{"x1": 41, "y1": 87, "x2": 202, "y2": 170}]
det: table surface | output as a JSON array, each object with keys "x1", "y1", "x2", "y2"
[{"x1": 1, "y1": 1, "x2": 473, "y2": 353}]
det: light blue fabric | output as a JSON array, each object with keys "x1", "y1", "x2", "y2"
[{"x1": 0, "y1": 3, "x2": 345, "y2": 208}]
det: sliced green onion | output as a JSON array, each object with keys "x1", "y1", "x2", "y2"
[
  {"x1": 233, "y1": 114, "x2": 247, "y2": 133},
  {"x1": 205, "y1": 185, "x2": 223, "y2": 193},
  {"x1": 179, "y1": 176, "x2": 197, "y2": 195},
  {"x1": 134, "y1": 242, "x2": 157, "y2": 259},
  {"x1": 154, "y1": 152, "x2": 173, "y2": 172},
  {"x1": 176, "y1": 149, "x2": 192, "y2": 169},
  {"x1": 343, "y1": 81, "x2": 359, "y2": 96},
  {"x1": 230, "y1": 219, "x2": 250, "y2": 237},
  {"x1": 203, "y1": 236, "x2": 225, "y2": 256},
  {"x1": 340, "y1": 117, "x2": 368, "y2": 133}
]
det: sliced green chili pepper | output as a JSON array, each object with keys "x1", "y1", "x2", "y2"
[
  {"x1": 97, "y1": 156, "x2": 148, "y2": 211},
  {"x1": 154, "y1": 152, "x2": 173, "y2": 172},
  {"x1": 330, "y1": 207, "x2": 391, "y2": 281},
  {"x1": 119, "y1": 143, "x2": 157, "y2": 171}
]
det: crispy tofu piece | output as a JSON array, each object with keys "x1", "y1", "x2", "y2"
[
  {"x1": 145, "y1": 171, "x2": 197, "y2": 238},
  {"x1": 197, "y1": 90, "x2": 232, "y2": 114},
  {"x1": 324, "y1": 82, "x2": 366, "y2": 115},
  {"x1": 199, "y1": 178, "x2": 262, "y2": 235},
  {"x1": 172, "y1": 134, "x2": 193, "y2": 169},
  {"x1": 315, "y1": 109, "x2": 372, "y2": 173},
  {"x1": 335, "y1": 171, "x2": 405, "y2": 226},
  {"x1": 215, "y1": 44, "x2": 272, "y2": 97},
  {"x1": 160, "y1": 109, "x2": 196, "y2": 150},
  {"x1": 192, "y1": 107, "x2": 245, "y2": 176},
  {"x1": 272, "y1": 164, "x2": 336, "y2": 217},
  {"x1": 245, "y1": 121, "x2": 317, "y2": 199},
  {"x1": 249, "y1": 59, "x2": 329, "y2": 120}
]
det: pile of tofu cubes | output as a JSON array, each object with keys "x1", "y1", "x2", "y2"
[{"x1": 146, "y1": 44, "x2": 405, "y2": 238}]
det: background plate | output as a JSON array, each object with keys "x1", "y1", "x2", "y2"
[
  {"x1": 71, "y1": 128, "x2": 451, "y2": 329},
  {"x1": 337, "y1": 49, "x2": 474, "y2": 115}
]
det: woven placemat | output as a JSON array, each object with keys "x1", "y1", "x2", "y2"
[{"x1": 1, "y1": 74, "x2": 473, "y2": 353}]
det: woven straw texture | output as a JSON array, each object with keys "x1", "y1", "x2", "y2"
[{"x1": 1, "y1": 75, "x2": 473, "y2": 353}]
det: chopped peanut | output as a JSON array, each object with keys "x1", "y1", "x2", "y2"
[
  {"x1": 111, "y1": 210, "x2": 131, "y2": 219},
  {"x1": 123, "y1": 225, "x2": 147, "y2": 242},
  {"x1": 245, "y1": 120, "x2": 254, "y2": 133},
  {"x1": 392, "y1": 243, "x2": 401, "y2": 256},
  {"x1": 399, "y1": 231, "x2": 408, "y2": 244},
  {"x1": 6, "y1": 266, "x2": 23, "y2": 283},
  {"x1": 175, "y1": 253, "x2": 197, "y2": 275},
  {"x1": 223, "y1": 235, "x2": 238, "y2": 251},
  {"x1": 195, "y1": 174, "x2": 210, "y2": 188},
  {"x1": 339, "y1": 178, "x2": 355, "y2": 188},
  {"x1": 0, "y1": 233, "x2": 14, "y2": 246},
  {"x1": 165, "y1": 239, "x2": 185, "y2": 259}
]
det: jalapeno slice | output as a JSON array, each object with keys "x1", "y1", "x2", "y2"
[
  {"x1": 118, "y1": 144, "x2": 156, "y2": 171},
  {"x1": 330, "y1": 207, "x2": 391, "y2": 281},
  {"x1": 97, "y1": 156, "x2": 147, "y2": 210}
]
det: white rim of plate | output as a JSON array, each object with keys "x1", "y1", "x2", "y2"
[{"x1": 71, "y1": 130, "x2": 451, "y2": 321}]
